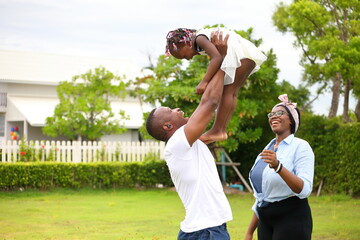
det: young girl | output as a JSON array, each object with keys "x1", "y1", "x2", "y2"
[{"x1": 165, "y1": 27, "x2": 267, "y2": 144}]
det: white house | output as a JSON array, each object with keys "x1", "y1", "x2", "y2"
[{"x1": 0, "y1": 49, "x2": 153, "y2": 142}]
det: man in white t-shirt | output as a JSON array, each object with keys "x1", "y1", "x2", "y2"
[{"x1": 146, "y1": 32, "x2": 245, "y2": 239}]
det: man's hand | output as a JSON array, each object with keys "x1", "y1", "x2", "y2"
[{"x1": 210, "y1": 31, "x2": 229, "y2": 58}]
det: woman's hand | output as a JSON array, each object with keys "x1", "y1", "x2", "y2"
[
  {"x1": 244, "y1": 232, "x2": 253, "y2": 240},
  {"x1": 245, "y1": 213, "x2": 258, "y2": 240},
  {"x1": 260, "y1": 150, "x2": 279, "y2": 168},
  {"x1": 261, "y1": 150, "x2": 305, "y2": 193}
]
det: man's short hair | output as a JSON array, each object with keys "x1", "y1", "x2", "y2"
[{"x1": 146, "y1": 108, "x2": 167, "y2": 141}]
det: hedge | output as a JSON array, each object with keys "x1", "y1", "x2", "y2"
[
  {"x1": 297, "y1": 115, "x2": 360, "y2": 196},
  {"x1": 0, "y1": 161, "x2": 173, "y2": 190},
  {"x1": 2, "y1": 115, "x2": 359, "y2": 196}
]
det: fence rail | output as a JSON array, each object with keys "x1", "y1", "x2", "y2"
[{"x1": 0, "y1": 140, "x2": 165, "y2": 163}]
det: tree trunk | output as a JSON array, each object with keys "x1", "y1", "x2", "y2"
[
  {"x1": 328, "y1": 73, "x2": 342, "y2": 118},
  {"x1": 316, "y1": 179, "x2": 324, "y2": 197},
  {"x1": 355, "y1": 99, "x2": 360, "y2": 122},
  {"x1": 342, "y1": 79, "x2": 351, "y2": 122}
]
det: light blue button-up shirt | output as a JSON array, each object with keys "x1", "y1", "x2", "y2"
[{"x1": 249, "y1": 134, "x2": 315, "y2": 216}]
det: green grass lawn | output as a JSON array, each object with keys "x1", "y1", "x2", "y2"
[{"x1": 0, "y1": 188, "x2": 359, "y2": 240}]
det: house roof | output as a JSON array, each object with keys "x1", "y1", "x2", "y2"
[
  {"x1": 0, "y1": 49, "x2": 142, "y2": 85},
  {"x1": 8, "y1": 95, "x2": 151, "y2": 128},
  {"x1": 8, "y1": 96, "x2": 59, "y2": 127},
  {"x1": 1, "y1": 50, "x2": 154, "y2": 130}
]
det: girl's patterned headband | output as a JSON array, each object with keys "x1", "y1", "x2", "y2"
[{"x1": 165, "y1": 28, "x2": 196, "y2": 57}]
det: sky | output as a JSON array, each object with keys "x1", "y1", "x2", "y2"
[{"x1": 0, "y1": 0, "x2": 355, "y2": 115}]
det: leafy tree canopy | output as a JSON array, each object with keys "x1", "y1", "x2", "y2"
[
  {"x1": 132, "y1": 25, "x2": 311, "y2": 152},
  {"x1": 43, "y1": 67, "x2": 128, "y2": 141},
  {"x1": 272, "y1": 0, "x2": 360, "y2": 119}
]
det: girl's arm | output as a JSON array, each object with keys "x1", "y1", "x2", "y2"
[
  {"x1": 245, "y1": 213, "x2": 258, "y2": 240},
  {"x1": 195, "y1": 35, "x2": 224, "y2": 94},
  {"x1": 183, "y1": 33, "x2": 228, "y2": 145}
]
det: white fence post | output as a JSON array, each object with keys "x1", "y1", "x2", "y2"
[
  {"x1": 159, "y1": 141, "x2": 165, "y2": 159},
  {"x1": 88, "y1": 141, "x2": 93, "y2": 162},
  {"x1": 55, "y1": 141, "x2": 60, "y2": 162},
  {"x1": 1, "y1": 141, "x2": 5, "y2": 162},
  {"x1": 12, "y1": 141, "x2": 18, "y2": 162},
  {"x1": 73, "y1": 141, "x2": 81, "y2": 163},
  {"x1": 83, "y1": 141, "x2": 88, "y2": 163}
]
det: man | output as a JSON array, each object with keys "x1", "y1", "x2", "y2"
[{"x1": 146, "y1": 32, "x2": 233, "y2": 239}]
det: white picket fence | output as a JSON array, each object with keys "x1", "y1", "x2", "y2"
[{"x1": 0, "y1": 140, "x2": 165, "y2": 163}]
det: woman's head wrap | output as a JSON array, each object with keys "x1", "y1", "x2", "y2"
[
  {"x1": 273, "y1": 94, "x2": 300, "y2": 133},
  {"x1": 165, "y1": 28, "x2": 196, "y2": 57}
]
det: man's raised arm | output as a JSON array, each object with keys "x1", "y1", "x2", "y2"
[{"x1": 184, "y1": 32, "x2": 229, "y2": 145}]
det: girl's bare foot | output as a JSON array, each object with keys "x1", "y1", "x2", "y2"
[{"x1": 200, "y1": 130, "x2": 228, "y2": 144}]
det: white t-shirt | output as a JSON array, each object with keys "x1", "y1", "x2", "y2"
[{"x1": 164, "y1": 126, "x2": 233, "y2": 233}]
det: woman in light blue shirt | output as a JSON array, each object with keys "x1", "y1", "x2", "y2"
[{"x1": 245, "y1": 94, "x2": 314, "y2": 240}]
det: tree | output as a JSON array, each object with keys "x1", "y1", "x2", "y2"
[
  {"x1": 43, "y1": 67, "x2": 128, "y2": 141},
  {"x1": 131, "y1": 25, "x2": 312, "y2": 184},
  {"x1": 132, "y1": 25, "x2": 311, "y2": 152},
  {"x1": 273, "y1": 0, "x2": 360, "y2": 121}
]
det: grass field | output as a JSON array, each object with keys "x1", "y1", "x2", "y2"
[{"x1": 0, "y1": 188, "x2": 359, "y2": 240}]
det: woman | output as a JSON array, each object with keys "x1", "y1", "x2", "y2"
[{"x1": 245, "y1": 94, "x2": 314, "y2": 240}]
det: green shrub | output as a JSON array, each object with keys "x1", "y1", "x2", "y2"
[
  {"x1": 297, "y1": 114, "x2": 360, "y2": 196},
  {"x1": 0, "y1": 161, "x2": 173, "y2": 190}
]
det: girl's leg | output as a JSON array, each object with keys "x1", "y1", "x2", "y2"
[{"x1": 200, "y1": 59, "x2": 255, "y2": 144}]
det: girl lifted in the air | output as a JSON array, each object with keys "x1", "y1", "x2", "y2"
[{"x1": 165, "y1": 27, "x2": 267, "y2": 144}]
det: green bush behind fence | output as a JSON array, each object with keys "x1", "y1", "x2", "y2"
[
  {"x1": 1, "y1": 114, "x2": 359, "y2": 195},
  {"x1": 297, "y1": 115, "x2": 360, "y2": 196},
  {"x1": 0, "y1": 160, "x2": 172, "y2": 190}
]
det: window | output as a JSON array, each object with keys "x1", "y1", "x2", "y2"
[{"x1": 0, "y1": 115, "x2": 4, "y2": 137}]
